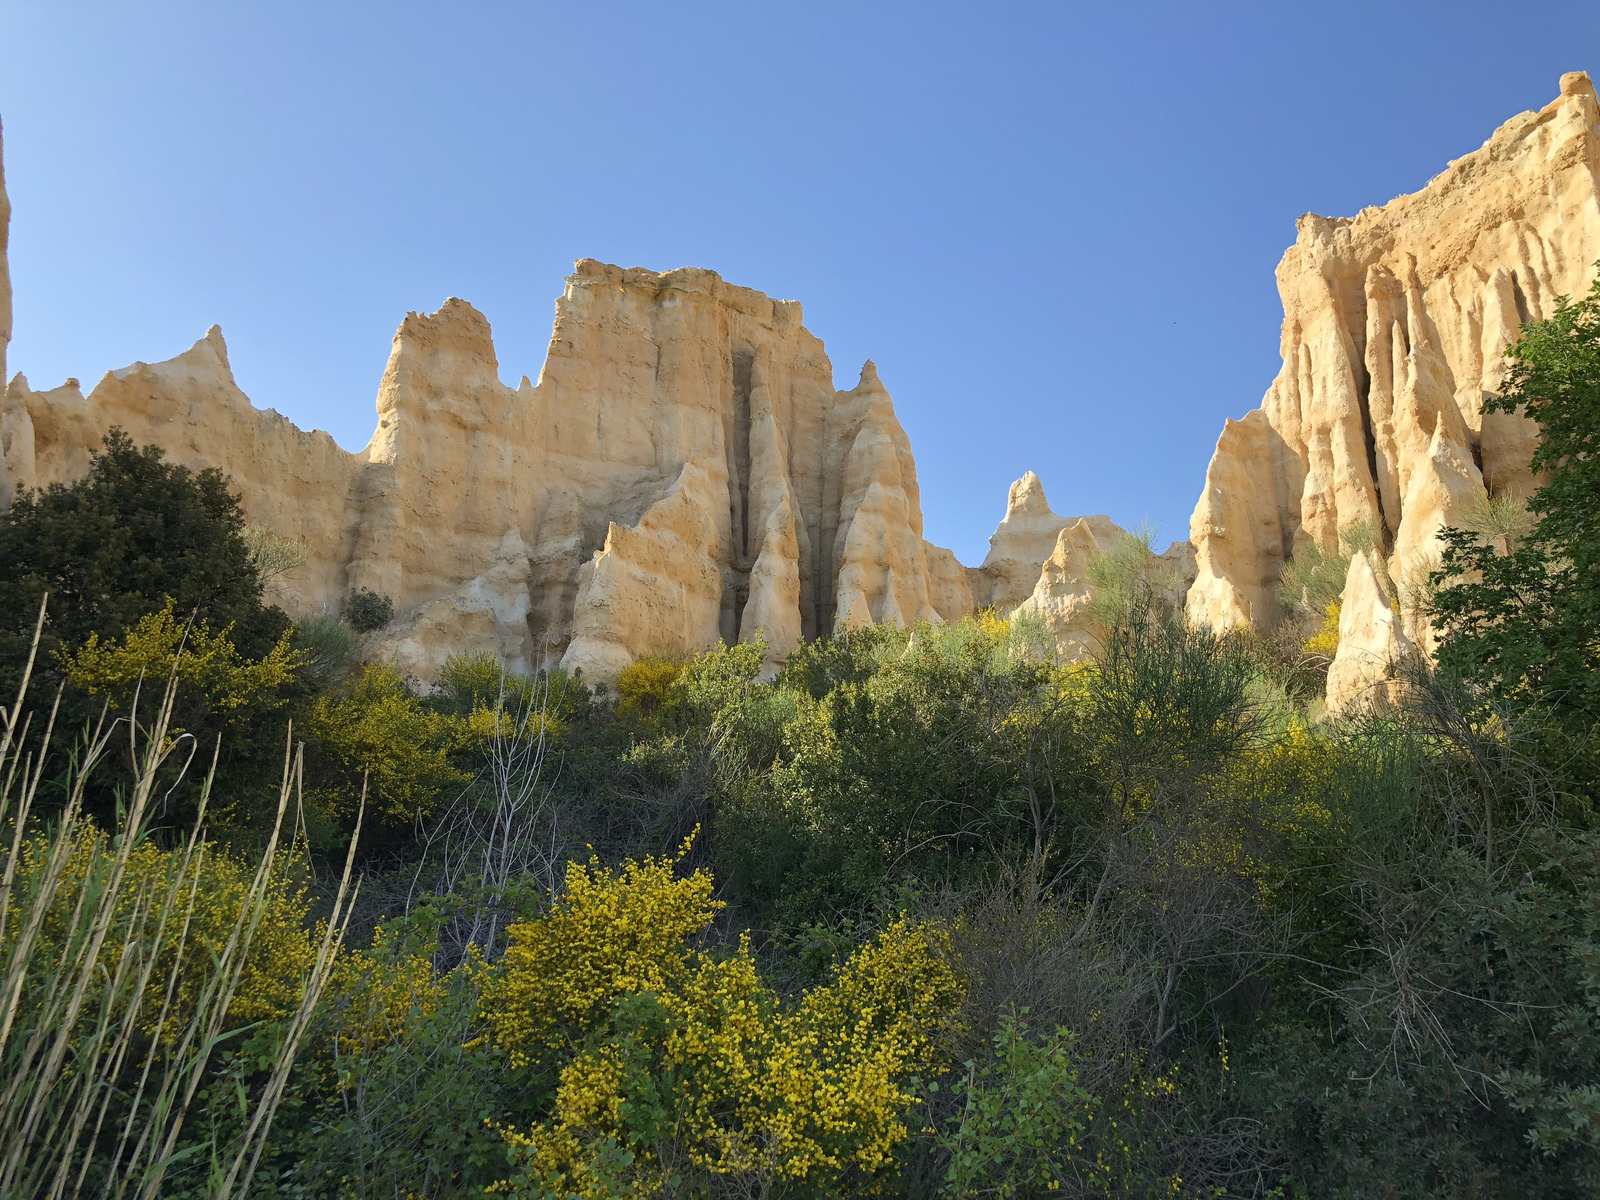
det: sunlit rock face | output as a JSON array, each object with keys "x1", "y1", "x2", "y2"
[
  {"x1": 970, "y1": 471, "x2": 1196, "y2": 661},
  {"x1": 2, "y1": 247, "x2": 970, "y2": 682},
  {"x1": 1187, "y1": 72, "x2": 1600, "y2": 639},
  {"x1": 1325, "y1": 551, "x2": 1415, "y2": 716}
]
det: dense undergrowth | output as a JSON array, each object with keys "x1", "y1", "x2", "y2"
[{"x1": 1, "y1": 279, "x2": 1597, "y2": 1198}]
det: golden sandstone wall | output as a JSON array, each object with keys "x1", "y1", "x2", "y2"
[
  {"x1": 1186, "y1": 72, "x2": 1600, "y2": 709},
  {"x1": 2, "y1": 73, "x2": 1596, "y2": 697},
  {"x1": 0, "y1": 241, "x2": 976, "y2": 681}
]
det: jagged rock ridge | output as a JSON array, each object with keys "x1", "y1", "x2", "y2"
[
  {"x1": 973, "y1": 470, "x2": 1196, "y2": 659},
  {"x1": 1, "y1": 255, "x2": 973, "y2": 681},
  {"x1": 1187, "y1": 72, "x2": 1600, "y2": 707}
]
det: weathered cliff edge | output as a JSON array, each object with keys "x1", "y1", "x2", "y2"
[
  {"x1": 1186, "y1": 72, "x2": 1600, "y2": 709},
  {"x1": 0, "y1": 257, "x2": 973, "y2": 681}
]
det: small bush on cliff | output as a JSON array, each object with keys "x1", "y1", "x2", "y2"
[{"x1": 346, "y1": 587, "x2": 395, "y2": 632}]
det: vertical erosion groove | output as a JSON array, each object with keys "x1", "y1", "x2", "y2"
[
  {"x1": 728, "y1": 349, "x2": 754, "y2": 640},
  {"x1": 1342, "y1": 269, "x2": 1389, "y2": 548},
  {"x1": 730, "y1": 350, "x2": 753, "y2": 561}
]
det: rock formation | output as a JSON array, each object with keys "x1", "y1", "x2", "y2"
[
  {"x1": 1, "y1": 245, "x2": 975, "y2": 681},
  {"x1": 1325, "y1": 552, "x2": 1414, "y2": 715},
  {"x1": 1187, "y1": 72, "x2": 1600, "y2": 644},
  {"x1": 968, "y1": 472, "x2": 1075, "y2": 612},
  {"x1": 972, "y1": 470, "x2": 1197, "y2": 659},
  {"x1": 10, "y1": 73, "x2": 1590, "y2": 690},
  {"x1": 1012, "y1": 514, "x2": 1123, "y2": 657}
]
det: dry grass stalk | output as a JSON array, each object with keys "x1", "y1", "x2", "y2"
[{"x1": 0, "y1": 594, "x2": 362, "y2": 1199}]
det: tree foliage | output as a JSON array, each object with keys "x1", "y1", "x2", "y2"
[
  {"x1": 1434, "y1": 271, "x2": 1600, "y2": 786},
  {"x1": 0, "y1": 429, "x2": 288, "y2": 693}
]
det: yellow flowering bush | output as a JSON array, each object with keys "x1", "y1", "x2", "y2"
[
  {"x1": 1302, "y1": 601, "x2": 1341, "y2": 661},
  {"x1": 477, "y1": 837, "x2": 723, "y2": 1062},
  {"x1": 1226, "y1": 723, "x2": 1339, "y2": 838},
  {"x1": 322, "y1": 926, "x2": 452, "y2": 1059},
  {"x1": 463, "y1": 699, "x2": 565, "y2": 743},
  {"x1": 479, "y1": 843, "x2": 966, "y2": 1198},
  {"x1": 8, "y1": 829, "x2": 319, "y2": 1037},
  {"x1": 613, "y1": 656, "x2": 686, "y2": 723},
  {"x1": 58, "y1": 598, "x2": 304, "y2": 730},
  {"x1": 305, "y1": 664, "x2": 470, "y2": 824}
]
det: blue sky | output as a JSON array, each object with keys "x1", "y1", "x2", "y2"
[{"x1": 2, "y1": 2, "x2": 1595, "y2": 564}]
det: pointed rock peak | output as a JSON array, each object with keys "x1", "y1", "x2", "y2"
[
  {"x1": 202, "y1": 325, "x2": 231, "y2": 370},
  {"x1": 1560, "y1": 70, "x2": 1594, "y2": 98},
  {"x1": 1006, "y1": 471, "x2": 1052, "y2": 517},
  {"x1": 119, "y1": 325, "x2": 238, "y2": 386},
  {"x1": 389, "y1": 298, "x2": 501, "y2": 375},
  {"x1": 856, "y1": 360, "x2": 882, "y2": 391}
]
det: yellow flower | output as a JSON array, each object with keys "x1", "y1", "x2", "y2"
[{"x1": 480, "y1": 844, "x2": 966, "y2": 1196}]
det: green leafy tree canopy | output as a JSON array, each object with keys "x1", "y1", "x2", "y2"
[{"x1": 0, "y1": 429, "x2": 289, "y2": 692}]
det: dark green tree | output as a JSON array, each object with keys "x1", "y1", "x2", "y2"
[
  {"x1": 1433, "y1": 272, "x2": 1600, "y2": 790},
  {"x1": 0, "y1": 430, "x2": 300, "y2": 839},
  {"x1": 0, "y1": 429, "x2": 289, "y2": 695}
]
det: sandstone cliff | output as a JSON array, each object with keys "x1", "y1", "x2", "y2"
[
  {"x1": 1187, "y1": 72, "x2": 1600, "y2": 648},
  {"x1": 1324, "y1": 551, "x2": 1414, "y2": 715},
  {"x1": 2, "y1": 250, "x2": 973, "y2": 682}
]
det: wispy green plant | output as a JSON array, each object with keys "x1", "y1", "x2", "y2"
[
  {"x1": 292, "y1": 614, "x2": 359, "y2": 691},
  {"x1": 241, "y1": 525, "x2": 309, "y2": 588},
  {"x1": 1279, "y1": 518, "x2": 1386, "y2": 621},
  {"x1": 1453, "y1": 492, "x2": 1534, "y2": 556},
  {"x1": 1087, "y1": 522, "x2": 1181, "y2": 629}
]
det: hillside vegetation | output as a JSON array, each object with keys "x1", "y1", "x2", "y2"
[{"x1": 1, "y1": 279, "x2": 1598, "y2": 1198}]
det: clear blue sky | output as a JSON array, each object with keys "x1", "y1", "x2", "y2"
[{"x1": 2, "y1": 3, "x2": 1595, "y2": 565}]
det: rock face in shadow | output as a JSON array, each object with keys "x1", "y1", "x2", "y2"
[
  {"x1": 2, "y1": 253, "x2": 970, "y2": 682},
  {"x1": 1187, "y1": 72, "x2": 1600, "y2": 639}
]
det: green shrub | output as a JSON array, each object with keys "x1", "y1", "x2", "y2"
[
  {"x1": 293, "y1": 613, "x2": 360, "y2": 690},
  {"x1": 346, "y1": 587, "x2": 395, "y2": 633},
  {"x1": 0, "y1": 428, "x2": 288, "y2": 695}
]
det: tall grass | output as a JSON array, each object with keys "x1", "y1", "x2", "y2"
[{"x1": 0, "y1": 597, "x2": 362, "y2": 1199}]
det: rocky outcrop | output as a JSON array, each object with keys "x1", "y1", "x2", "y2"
[
  {"x1": 1013, "y1": 515, "x2": 1123, "y2": 658},
  {"x1": 3, "y1": 248, "x2": 972, "y2": 682},
  {"x1": 969, "y1": 472, "x2": 1072, "y2": 612},
  {"x1": 1012, "y1": 513, "x2": 1198, "y2": 660},
  {"x1": 973, "y1": 470, "x2": 1196, "y2": 659},
  {"x1": 1188, "y1": 72, "x2": 1600, "y2": 639},
  {"x1": 1325, "y1": 552, "x2": 1414, "y2": 715}
]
